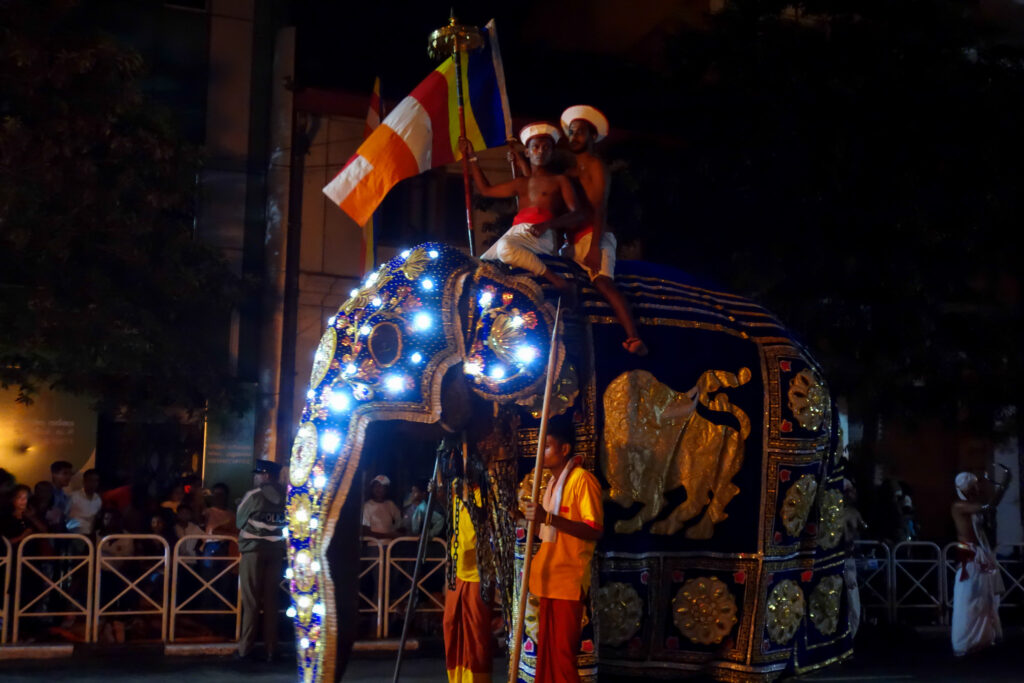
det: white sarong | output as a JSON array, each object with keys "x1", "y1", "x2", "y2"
[{"x1": 951, "y1": 541, "x2": 1003, "y2": 656}]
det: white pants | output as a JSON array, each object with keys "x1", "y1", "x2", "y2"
[
  {"x1": 560, "y1": 230, "x2": 616, "y2": 280},
  {"x1": 481, "y1": 222, "x2": 555, "y2": 276},
  {"x1": 951, "y1": 544, "x2": 1003, "y2": 656}
]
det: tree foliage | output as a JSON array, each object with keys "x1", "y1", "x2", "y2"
[
  {"x1": 605, "y1": 0, "x2": 1023, "y2": 434},
  {"x1": 0, "y1": 0, "x2": 245, "y2": 414}
]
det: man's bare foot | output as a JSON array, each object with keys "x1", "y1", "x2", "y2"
[{"x1": 623, "y1": 337, "x2": 648, "y2": 356}]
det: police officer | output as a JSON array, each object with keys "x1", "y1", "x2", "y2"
[{"x1": 236, "y1": 459, "x2": 286, "y2": 661}]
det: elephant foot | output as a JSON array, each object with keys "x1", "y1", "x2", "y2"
[{"x1": 685, "y1": 516, "x2": 715, "y2": 540}]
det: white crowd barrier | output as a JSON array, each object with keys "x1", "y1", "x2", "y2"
[
  {"x1": 382, "y1": 536, "x2": 447, "y2": 638},
  {"x1": 93, "y1": 534, "x2": 171, "y2": 642},
  {"x1": 169, "y1": 534, "x2": 241, "y2": 643},
  {"x1": 13, "y1": 534, "x2": 95, "y2": 643},
  {"x1": 891, "y1": 541, "x2": 945, "y2": 624},
  {"x1": 1, "y1": 537, "x2": 10, "y2": 644}
]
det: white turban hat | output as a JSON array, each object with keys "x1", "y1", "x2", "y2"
[
  {"x1": 560, "y1": 104, "x2": 609, "y2": 142},
  {"x1": 371, "y1": 474, "x2": 391, "y2": 487},
  {"x1": 955, "y1": 472, "x2": 977, "y2": 500},
  {"x1": 519, "y1": 122, "x2": 561, "y2": 146}
]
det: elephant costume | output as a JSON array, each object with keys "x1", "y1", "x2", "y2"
[{"x1": 286, "y1": 243, "x2": 853, "y2": 682}]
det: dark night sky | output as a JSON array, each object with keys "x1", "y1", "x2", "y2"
[{"x1": 291, "y1": 0, "x2": 705, "y2": 130}]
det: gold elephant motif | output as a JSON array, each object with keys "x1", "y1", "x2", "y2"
[{"x1": 601, "y1": 368, "x2": 752, "y2": 538}]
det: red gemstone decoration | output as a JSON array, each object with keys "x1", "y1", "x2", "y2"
[
  {"x1": 524, "y1": 638, "x2": 535, "y2": 654},
  {"x1": 581, "y1": 639, "x2": 594, "y2": 653},
  {"x1": 779, "y1": 469, "x2": 791, "y2": 482},
  {"x1": 780, "y1": 360, "x2": 791, "y2": 372},
  {"x1": 733, "y1": 570, "x2": 746, "y2": 584},
  {"x1": 781, "y1": 420, "x2": 793, "y2": 433},
  {"x1": 774, "y1": 532, "x2": 783, "y2": 543},
  {"x1": 801, "y1": 570, "x2": 813, "y2": 582},
  {"x1": 640, "y1": 570, "x2": 650, "y2": 585}
]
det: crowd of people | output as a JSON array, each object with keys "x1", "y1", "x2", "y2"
[{"x1": 0, "y1": 461, "x2": 240, "y2": 643}]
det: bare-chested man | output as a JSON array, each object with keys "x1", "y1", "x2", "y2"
[
  {"x1": 560, "y1": 105, "x2": 647, "y2": 355},
  {"x1": 950, "y1": 471, "x2": 1003, "y2": 656},
  {"x1": 462, "y1": 123, "x2": 576, "y2": 294}
]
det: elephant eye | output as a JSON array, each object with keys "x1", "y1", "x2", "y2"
[{"x1": 368, "y1": 321, "x2": 403, "y2": 367}]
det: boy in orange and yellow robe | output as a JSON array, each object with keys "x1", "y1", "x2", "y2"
[
  {"x1": 444, "y1": 486, "x2": 495, "y2": 682},
  {"x1": 521, "y1": 420, "x2": 603, "y2": 683}
]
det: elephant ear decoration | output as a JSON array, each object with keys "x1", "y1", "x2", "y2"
[
  {"x1": 286, "y1": 242, "x2": 474, "y2": 681},
  {"x1": 460, "y1": 262, "x2": 565, "y2": 404}
]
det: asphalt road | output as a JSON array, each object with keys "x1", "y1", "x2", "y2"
[{"x1": 2, "y1": 627, "x2": 1022, "y2": 682}]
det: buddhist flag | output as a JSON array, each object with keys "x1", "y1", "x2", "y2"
[
  {"x1": 323, "y1": 20, "x2": 512, "y2": 227},
  {"x1": 360, "y1": 77, "x2": 382, "y2": 274}
]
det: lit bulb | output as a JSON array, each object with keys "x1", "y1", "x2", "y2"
[
  {"x1": 344, "y1": 363, "x2": 357, "y2": 376},
  {"x1": 286, "y1": 606, "x2": 297, "y2": 618},
  {"x1": 282, "y1": 526, "x2": 289, "y2": 538},
  {"x1": 421, "y1": 278, "x2": 434, "y2": 291},
  {"x1": 313, "y1": 602, "x2": 325, "y2": 616},
  {"x1": 306, "y1": 389, "x2": 316, "y2": 400},
  {"x1": 410, "y1": 352, "x2": 423, "y2": 364},
  {"x1": 294, "y1": 508, "x2": 309, "y2": 522},
  {"x1": 349, "y1": 288, "x2": 358, "y2": 298},
  {"x1": 479, "y1": 291, "x2": 493, "y2": 308},
  {"x1": 511, "y1": 315, "x2": 524, "y2": 328},
  {"x1": 328, "y1": 316, "x2": 336, "y2": 326},
  {"x1": 413, "y1": 312, "x2": 431, "y2": 331},
  {"x1": 515, "y1": 345, "x2": 539, "y2": 364},
  {"x1": 285, "y1": 568, "x2": 294, "y2": 579},
  {"x1": 309, "y1": 517, "x2": 319, "y2": 529},
  {"x1": 428, "y1": 249, "x2": 439, "y2": 258},
  {"x1": 371, "y1": 296, "x2": 382, "y2": 307},
  {"x1": 295, "y1": 552, "x2": 310, "y2": 565},
  {"x1": 300, "y1": 638, "x2": 310, "y2": 649},
  {"x1": 367, "y1": 272, "x2": 378, "y2": 284},
  {"x1": 489, "y1": 365, "x2": 506, "y2": 380},
  {"x1": 329, "y1": 391, "x2": 350, "y2": 412},
  {"x1": 401, "y1": 249, "x2": 411, "y2": 259},
  {"x1": 359, "y1": 324, "x2": 371, "y2": 336},
  {"x1": 298, "y1": 595, "x2": 312, "y2": 609},
  {"x1": 464, "y1": 361, "x2": 482, "y2": 376},
  {"x1": 321, "y1": 431, "x2": 341, "y2": 454},
  {"x1": 313, "y1": 475, "x2": 327, "y2": 489},
  {"x1": 311, "y1": 560, "x2": 321, "y2": 572},
  {"x1": 385, "y1": 374, "x2": 406, "y2": 394}
]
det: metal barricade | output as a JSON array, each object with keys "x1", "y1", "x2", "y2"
[
  {"x1": 853, "y1": 540, "x2": 894, "y2": 623},
  {"x1": 891, "y1": 541, "x2": 944, "y2": 624},
  {"x1": 13, "y1": 533, "x2": 94, "y2": 643},
  {"x1": 383, "y1": 535, "x2": 447, "y2": 637},
  {"x1": 359, "y1": 538, "x2": 386, "y2": 638},
  {"x1": 92, "y1": 534, "x2": 170, "y2": 642},
  {"x1": 169, "y1": 534, "x2": 240, "y2": 642},
  {"x1": 0, "y1": 537, "x2": 10, "y2": 644},
  {"x1": 994, "y1": 544, "x2": 1024, "y2": 611}
]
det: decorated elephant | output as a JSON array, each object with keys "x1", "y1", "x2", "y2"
[{"x1": 285, "y1": 242, "x2": 853, "y2": 683}]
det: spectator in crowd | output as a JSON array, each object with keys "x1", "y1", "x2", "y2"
[
  {"x1": 362, "y1": 474, "x2": 402, "y2": 539},
  {"x1": 402, "y1": 480, "x2": 443, "y2": 538},
  {"x1": 66, "y1": 469, "x2": 102, "y2": 536},
  {"x1": 1, "y1": 484, "x2": 47, "y2": 544},
  {"x1": 203, "y1": 482, "x2": 237, "y2": 536},
  {"x1": 160, "y1": 483, "x2": 185, "y2": 513},
  {"x1": 174, "y1": 505, "x2": 205, "y2": 558},
  {"x1": 149, "y1": 509, "x2": 179, "y2": 550},
  {"x1": 47, "y1": 460, "x2": 73, "y2": 531},
  {"x1": 30, "y1": 481, "x2": 58, "y2": 531},
  {"x1": 0, "y1": 468, "x2": 15, "y2": 510}
]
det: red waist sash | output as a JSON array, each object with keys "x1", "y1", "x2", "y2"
[
  {"x1": 569, "y1": 225, "x2": 594, "y2": 244},
  {"x1": 513, "y1": 206, "x2": 554, "y2": 225}
]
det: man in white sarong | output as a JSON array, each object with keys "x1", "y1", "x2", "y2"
[{"x1": 950, "y1": 471, "x2": 1003, "y2": 656}]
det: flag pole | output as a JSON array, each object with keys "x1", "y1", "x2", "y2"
[
  {"x1": 508, "y1": 297, "x2": 563, "y2": 683},
  {"x1": 429, "y1": 13, "x2": 483, "y2": 257}
]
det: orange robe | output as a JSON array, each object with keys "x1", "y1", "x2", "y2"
[
  {"x1": 444, "y1": 490, "x2": 494, "y2": 683},
  {"x1": 526, "y1": 464, "x2": 603, "y2": 683}
]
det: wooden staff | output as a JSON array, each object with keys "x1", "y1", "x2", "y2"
[{"x1": 508, "y1": 297, "x2": 563, "y2": 683}]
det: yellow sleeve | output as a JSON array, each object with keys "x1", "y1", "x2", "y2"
[{"x1": 573, "y1": 469, "x2": 604, "y2": 531}]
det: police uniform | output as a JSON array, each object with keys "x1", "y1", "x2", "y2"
[{"x1": 237, "y1": 459, "x2": 287, "y2": 660}]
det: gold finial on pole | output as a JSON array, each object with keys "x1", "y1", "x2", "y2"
[{"x1": 429, "y1": 12, "x2": 484, "y2": 255}]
